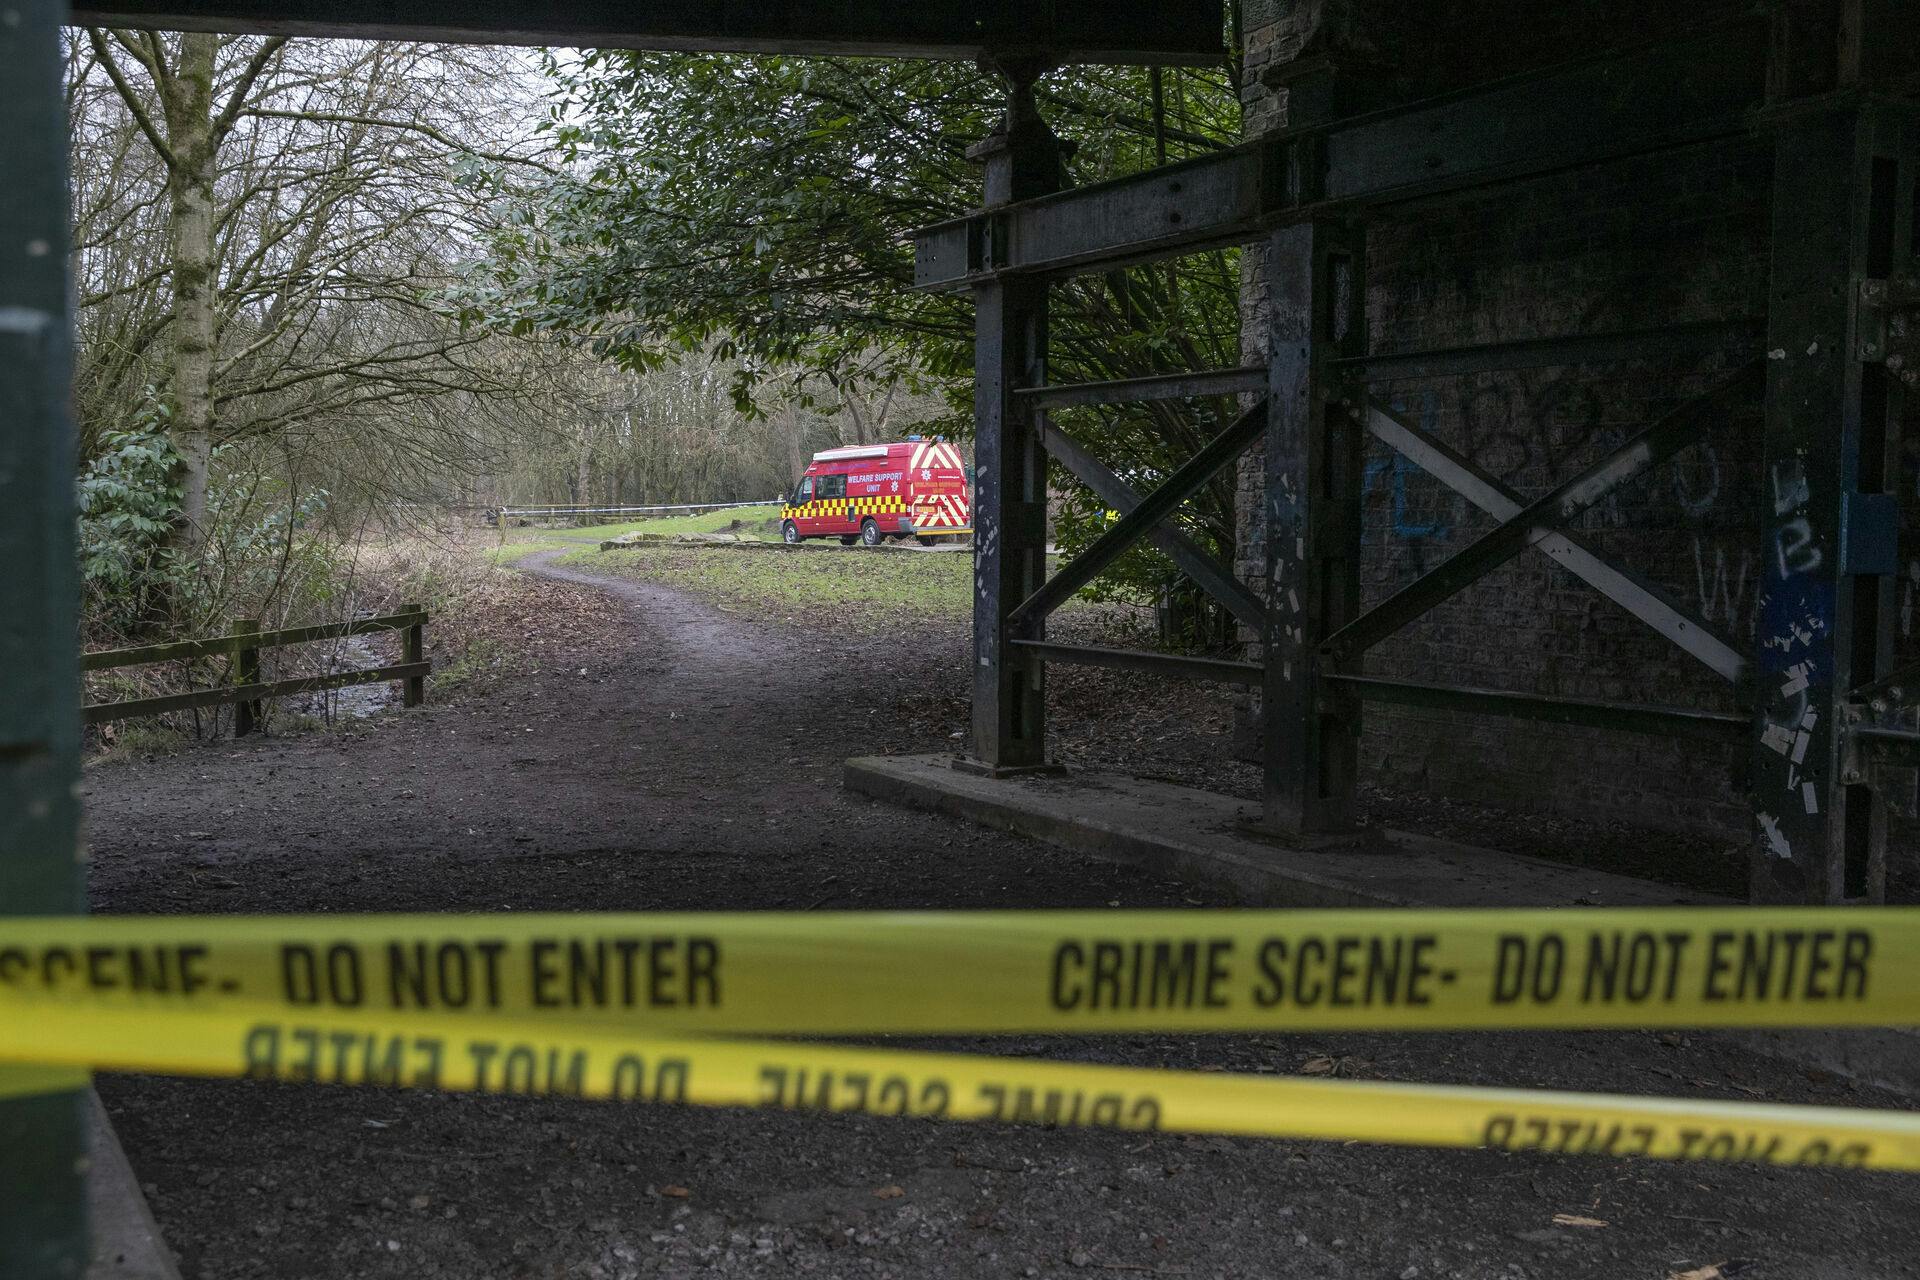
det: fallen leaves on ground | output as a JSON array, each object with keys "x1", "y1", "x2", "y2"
[
  {"x1": 1552, "y1": 1213, "x2": 1609, "y2": 1229},
  {"x1": 873, "y1": 1185, "x2": 905, "y2": 1199},
  {"x1": 658, "y1": 1185, "x2": 690, "y2": 1199}
]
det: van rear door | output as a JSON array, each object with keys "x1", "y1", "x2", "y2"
[{"x1": 908, "y1": 441, "x2": 971, "y2": 531}]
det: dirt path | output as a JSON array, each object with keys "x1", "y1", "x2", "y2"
[{"x1": 84, "y1": 554, "x2": 1919, "y2": 1280}]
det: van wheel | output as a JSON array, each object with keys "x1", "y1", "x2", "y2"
[
  {"x1": 915, "y1": 534, "x2": 937, "y2": 547},
  {"x1": 860, "y1": 519, "x2": 883, "y2": 548},
  {"x1": 782, "y1": 521, "x2": 801, "y2": 544}
]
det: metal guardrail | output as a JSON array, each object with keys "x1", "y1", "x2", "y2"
[{"x1": 83, "y1": 607, "x2": 429, "y2": 731}]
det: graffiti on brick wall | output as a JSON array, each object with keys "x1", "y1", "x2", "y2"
[
  {"x1": 1458, "y1": 372, "x2": 1619, "y2": 475},
  {"x1": 1670, "y1": 443, "x2": 1722, "y2": 517},
  {"x1": 1674, "y1": 436, "x2": 1760, "y2": 627},
  {"x1": 1368, "y1": 378, "x2": 1750, "y2": 580},
  {"x1": 1692, "y1": 540, "x2": 1758, "y2": 630},
  {"x1": 1368, "y1": 394, "x2": 1445, "y2": 531}
]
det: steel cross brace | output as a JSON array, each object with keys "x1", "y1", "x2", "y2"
[
  {"x1": 1034, "y1": 416, "x2": 1266, "y2": 631},
  {"x1": 1360, "y1": 398, "x2": 1747, "y2": 684},
  {"x1": 1320, "y1": 362, "x2": 1765, "y2": 662},
  {"x1": 1852, "y1": 658, "x2": 1920, "y2": 710},
  {"x1": 1007, "y1": 397, "x2": 1267, "y2": 635}
]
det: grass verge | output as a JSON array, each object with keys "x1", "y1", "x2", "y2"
[
  {"x1": 486, "y1": 505, "x2": 783, "y2": 565},
  {"x1": 560, "y1": 542, "x2": 1000, "y2": 632},
  {"x1": 581, "y1": 505, "x2": 783, "y2": 539}
]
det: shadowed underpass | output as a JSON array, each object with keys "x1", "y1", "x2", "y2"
[{"x1": 81, "y1": 557, "x2": 1920, "y2": 1280}]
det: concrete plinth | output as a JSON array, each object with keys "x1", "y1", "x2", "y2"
[
  {"x1": 845, "y1": 753, "x2": 1718, "y2": 909},
  {"x1": 843, "y1": 753, "x2": 1920, "y2": 1098}
]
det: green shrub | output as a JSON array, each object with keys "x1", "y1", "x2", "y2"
[{"x1": 77, "y1": 400, "x2": 182, "y2": 632}]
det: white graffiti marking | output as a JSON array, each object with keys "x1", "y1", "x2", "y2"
[
  {"x1": 1770, "y1": 458, "x2": 1809, "y2": 516},
  {"x1": 1692, "y1": 541, "x2": 1754, "y2": 623},
  {"x1": 1773, "y1": 518, "x2": 1822, "y2": 577}
]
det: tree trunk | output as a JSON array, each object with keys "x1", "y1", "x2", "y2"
[
  {"x1": 163, "y1": 34, "x2": 220, "y2": 548},
  {"x1": 783, "y1": 403, "x2": 806, "y2": 489},
  {"x1": 840, "y1": 382, "x2": 898, "y2": 446},
  {"x1": 575, "y1": 431, "x2": 593, "y2": 518},
  {"x1": 841, "y1": 393, "x2": 867, "y2": 445}
]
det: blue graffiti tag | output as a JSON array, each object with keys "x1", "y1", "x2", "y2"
[{"x1": 1364, "y1": 396, "x2": 1452, "y2": 541}]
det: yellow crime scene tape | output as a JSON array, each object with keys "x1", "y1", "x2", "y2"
[
  {"x1": 3, "y1": 1004, "x2": 1919, "y2": 1171},
  {"x1": 0, "y1": 908, "x2": 1912, "y2": 1032},
  {"x1": 2, "y1": 908, "x2": 1917, "y2": 1171}
]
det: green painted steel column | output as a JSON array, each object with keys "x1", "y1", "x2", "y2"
[
  {"x1": 1, "y1": 1, "x2": 89, "y2": 1276},
  {"x1": 1750, "y1": 104, "x2": 1917, "y2": 904},
  {"x1": 966, "y1": 67, "x2": 1064, "y2": 773},
  {"x1": 1258, "y1": 220, "x2": 1366, "y2": 837}
]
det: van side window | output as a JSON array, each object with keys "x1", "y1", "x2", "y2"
[
  {"x1": 794, "y1": 476, "x2": 814, "y2": 503},
  {"x1": 817, "y1": 474, "x2": 847, "y2": 500}
]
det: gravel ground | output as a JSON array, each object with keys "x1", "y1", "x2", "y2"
[{"x1": 83, "y1": 549, "x2": 1920, "y2": 1279}]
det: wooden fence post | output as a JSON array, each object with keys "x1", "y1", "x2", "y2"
[
  {"x1": 233, "y1": 618, "x2": 261, "y2": 737},
  {"x1": 404, "y1": 604, "x2": 426, "y2": 708}
]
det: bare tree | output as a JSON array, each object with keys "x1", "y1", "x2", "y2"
[
  {"x1": 70, "y1": 33, "x2": 563, "y2": 539},
  {"x1": 84, "y1": 29, "x2": 286, "y2": 538}
]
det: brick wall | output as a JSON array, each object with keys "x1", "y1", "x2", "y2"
[{"x1": 1234, "y1": 1, "x2": 1797, "y2": 843}]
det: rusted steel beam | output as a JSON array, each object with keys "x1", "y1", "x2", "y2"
[
  {"x1": 1323, "y1": 675, "x2": 1749, "y2": 744},
  {"x1": 915, "y1": 146, "x2": 1262, "y2": 288},
  {"x1": 1749, "y1": 100, "x2": 1918, "y2": 905},
  {"x1": 1257, "y1": 221, "x2": 1366, "y2": 838},
  {"x1": 1852, "y1": 726, "x2": 1920, "y2": 767},
  {"x1": 67, "y1": 0, "x2": 1224, "y2": 62},
  {"x1": 1009, "y1": 640, "x2": 1261, "y2": 685},
  {"x1": 914, "y1": 24, "x2": 1768, "y2": 289},
  {"x1": 1335, "y1": 319, "x2": 1764, "y2": 383},
  {"x1": 1017, "y1": 366, "x2": 1266, "y2": 410},
  {"x1": 967, "y1": 73, "x2": 1066, "y2": 772}
]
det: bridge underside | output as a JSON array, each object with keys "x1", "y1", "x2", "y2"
[
  {"x1": 7, "y1": 2, "x2": 1920, "y2": 1275},
  {"x1": 63, "y1": 0, "x2": 1223, "y2": 60},
  {"x1": 920, "y1": 5, "x2": 1920, "y2": 918}
]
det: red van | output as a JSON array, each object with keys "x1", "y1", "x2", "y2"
[{"x1": 781, "y1": 439, "x2": 972, "y2": 546}]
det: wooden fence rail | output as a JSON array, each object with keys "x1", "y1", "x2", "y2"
[{"x1": 83, "y1": 605, "x2": 429, "y2": 731}]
